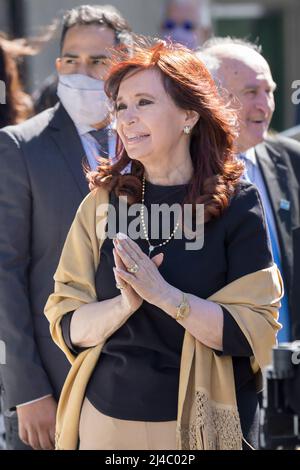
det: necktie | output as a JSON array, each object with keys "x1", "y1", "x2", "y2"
[
  {"x1": 267, "y1": 218, "x2": 291, "y2": 342},
  {"x1": 89, "y1": 128, "x2": 109, "y2": 158},
  {"x1": 238, "y1": 153, "x2": 291, "y2": 341},
  {"x1": 239, "y1": 152, "x2": 254, "y2": 182}
]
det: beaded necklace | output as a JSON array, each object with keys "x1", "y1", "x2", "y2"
[{"x1": 140, "y1": 175, "x2": 181, "y2": 257}]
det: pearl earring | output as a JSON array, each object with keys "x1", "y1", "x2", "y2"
[{"x1": 183, "y1": 125, "x2": 191, "y2": 135}]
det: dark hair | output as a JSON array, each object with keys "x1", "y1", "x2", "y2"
[
  {"x1": 201, "y1": 36, "x2": 262, "y2": 54},
  {"x1": 0, "y1": 33, "x2": 35, "y2": 127},
  {"x1": 88, "y1": 38, "x2": 244, "y2": 223},
  {"x1": 60, "y1": 4, "x2": 132, "y2": 51}
]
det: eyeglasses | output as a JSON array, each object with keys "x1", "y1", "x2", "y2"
[{"x1": 162, "y1": 19, "x2": 196, "y2": 31}]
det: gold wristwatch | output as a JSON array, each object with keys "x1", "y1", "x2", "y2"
[{"x1": 175, "y1": 292, "x2": 190, "y2": 321}]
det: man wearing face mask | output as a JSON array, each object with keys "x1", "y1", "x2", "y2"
[
  {"x1": 160, "y1": 0, "x2": 212, "y2": 50},
  {"x1": 0, "y1": 4, "x2": 132, "y2": 450}
]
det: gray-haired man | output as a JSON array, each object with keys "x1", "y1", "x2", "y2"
[{"x1": 198, "y1": 37, "x2": 300, "y2": 344}]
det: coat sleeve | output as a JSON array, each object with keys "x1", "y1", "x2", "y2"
[
  {"x1": 60, "y1": 312, "x2": 87, "y2": 355},
  {"x1": 0, "y1": 130, "x2": 53, "y2": 409}
]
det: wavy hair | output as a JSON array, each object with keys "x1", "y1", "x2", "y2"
[
  {"x1": 0, "y1": 33, "x2": 35, "y2": 127},
  {"x1": 88, "y1": 38, "x2": 244, "y2": 222}
]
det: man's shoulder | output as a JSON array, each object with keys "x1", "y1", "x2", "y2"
[
  {"x1": 255, "y1": 135, "x2": 300, "y2": 183},
  {"x1": 0, "y1": 104, "x2": 62, "y2": 143},
  {"x1": 260, "y1": 134, "x2": 300, "y2": 158}
]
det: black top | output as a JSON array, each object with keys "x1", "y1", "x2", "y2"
[{"x1": 61, "y1": 179, "x2": 272, "y2": 445}]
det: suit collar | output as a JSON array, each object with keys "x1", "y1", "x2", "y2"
[
  {"x1": 48, "y1": 102, "x2": 73, "y2": 130},
  {"x1": 48, "y1": 103, "x2": 89, "y2": 198},
  {"x1": 254, "y1": 140, "x2": 295, "y2": 289},
  {"x1": 255, "y1": 139, "x2": 296, "y2": 227}
]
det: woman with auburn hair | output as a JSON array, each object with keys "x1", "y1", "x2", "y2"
[
  {"x1": 45, "y1": 39, "x2": 282, "y2": 450},
  {"x1": 0, "y1": 33, "x2": 35, "y2": 128}
]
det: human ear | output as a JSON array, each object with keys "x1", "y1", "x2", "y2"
[
  {"x1": 184, "y1": 110, "x2": 200, "y2": 131},
  {"x1": 55, "y1": 57, "x2": 62, "y2": 74}
]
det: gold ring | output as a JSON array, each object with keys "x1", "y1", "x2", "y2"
[
  {"x1": 127, "y1": 263, "x2": 139, "y2": 274},
  {"x1": 116, "y1": 283, "x2": 125, "y2": 290}
]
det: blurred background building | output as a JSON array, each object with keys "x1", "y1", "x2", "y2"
[{"x1": 0, "y1": 0, "x2": 300, "y2": 132}]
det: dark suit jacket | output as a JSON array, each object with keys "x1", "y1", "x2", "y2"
[
  {"x1": 255, "y1": 135, "x2": 300, "y2": 339},
  {"x1": 0, "y1": 103, "x2": 90, "y2": 411}
]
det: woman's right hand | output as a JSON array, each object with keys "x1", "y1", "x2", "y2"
[{"x1": 113, "y1": 245, "x2": 143, "y2": 315}]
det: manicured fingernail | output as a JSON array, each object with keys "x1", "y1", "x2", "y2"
[{"x1": 117, "y1": 232, "x2": 127, "y2": 240}]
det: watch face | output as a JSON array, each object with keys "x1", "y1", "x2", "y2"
[
  {"x1": 179, "y1": 305, "x2": 185, "y2": 315},
  {"x1": 179, "y1": 304, "x2": 189, "y2": 317},
  {"x1": 176, "y1": 294, "x2": 190, "y2": 320}
]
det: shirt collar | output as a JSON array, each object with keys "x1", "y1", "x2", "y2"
[
  {"x1": 241, "y1": 147, "x2": 257, "y2": 166},
  {"x1": 75, "y1": 124, "x2": 96, "y2": 136},
  {"x1": 76, "y1": 123, "x2": 113, "y2": 137}
]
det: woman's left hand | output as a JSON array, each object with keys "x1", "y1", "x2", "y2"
[{"x1": 113, "y1": 233, "x2": 170, "y2": 307}]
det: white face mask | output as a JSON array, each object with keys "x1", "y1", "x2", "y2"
[{"x1": 57, "y1": 74, "x2": 111, "y2": 131}]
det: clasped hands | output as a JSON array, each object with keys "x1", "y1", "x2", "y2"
[{"x1": 112, "y1": 232, "x2": 170, "y2": 311}]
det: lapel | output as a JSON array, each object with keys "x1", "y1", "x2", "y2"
[
  {"x1": 48, "y1": 103, "x2": 89, "y2": 198},
  {"x1": 254, "y1": 139, "x2": 297, "y2": 290}
]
